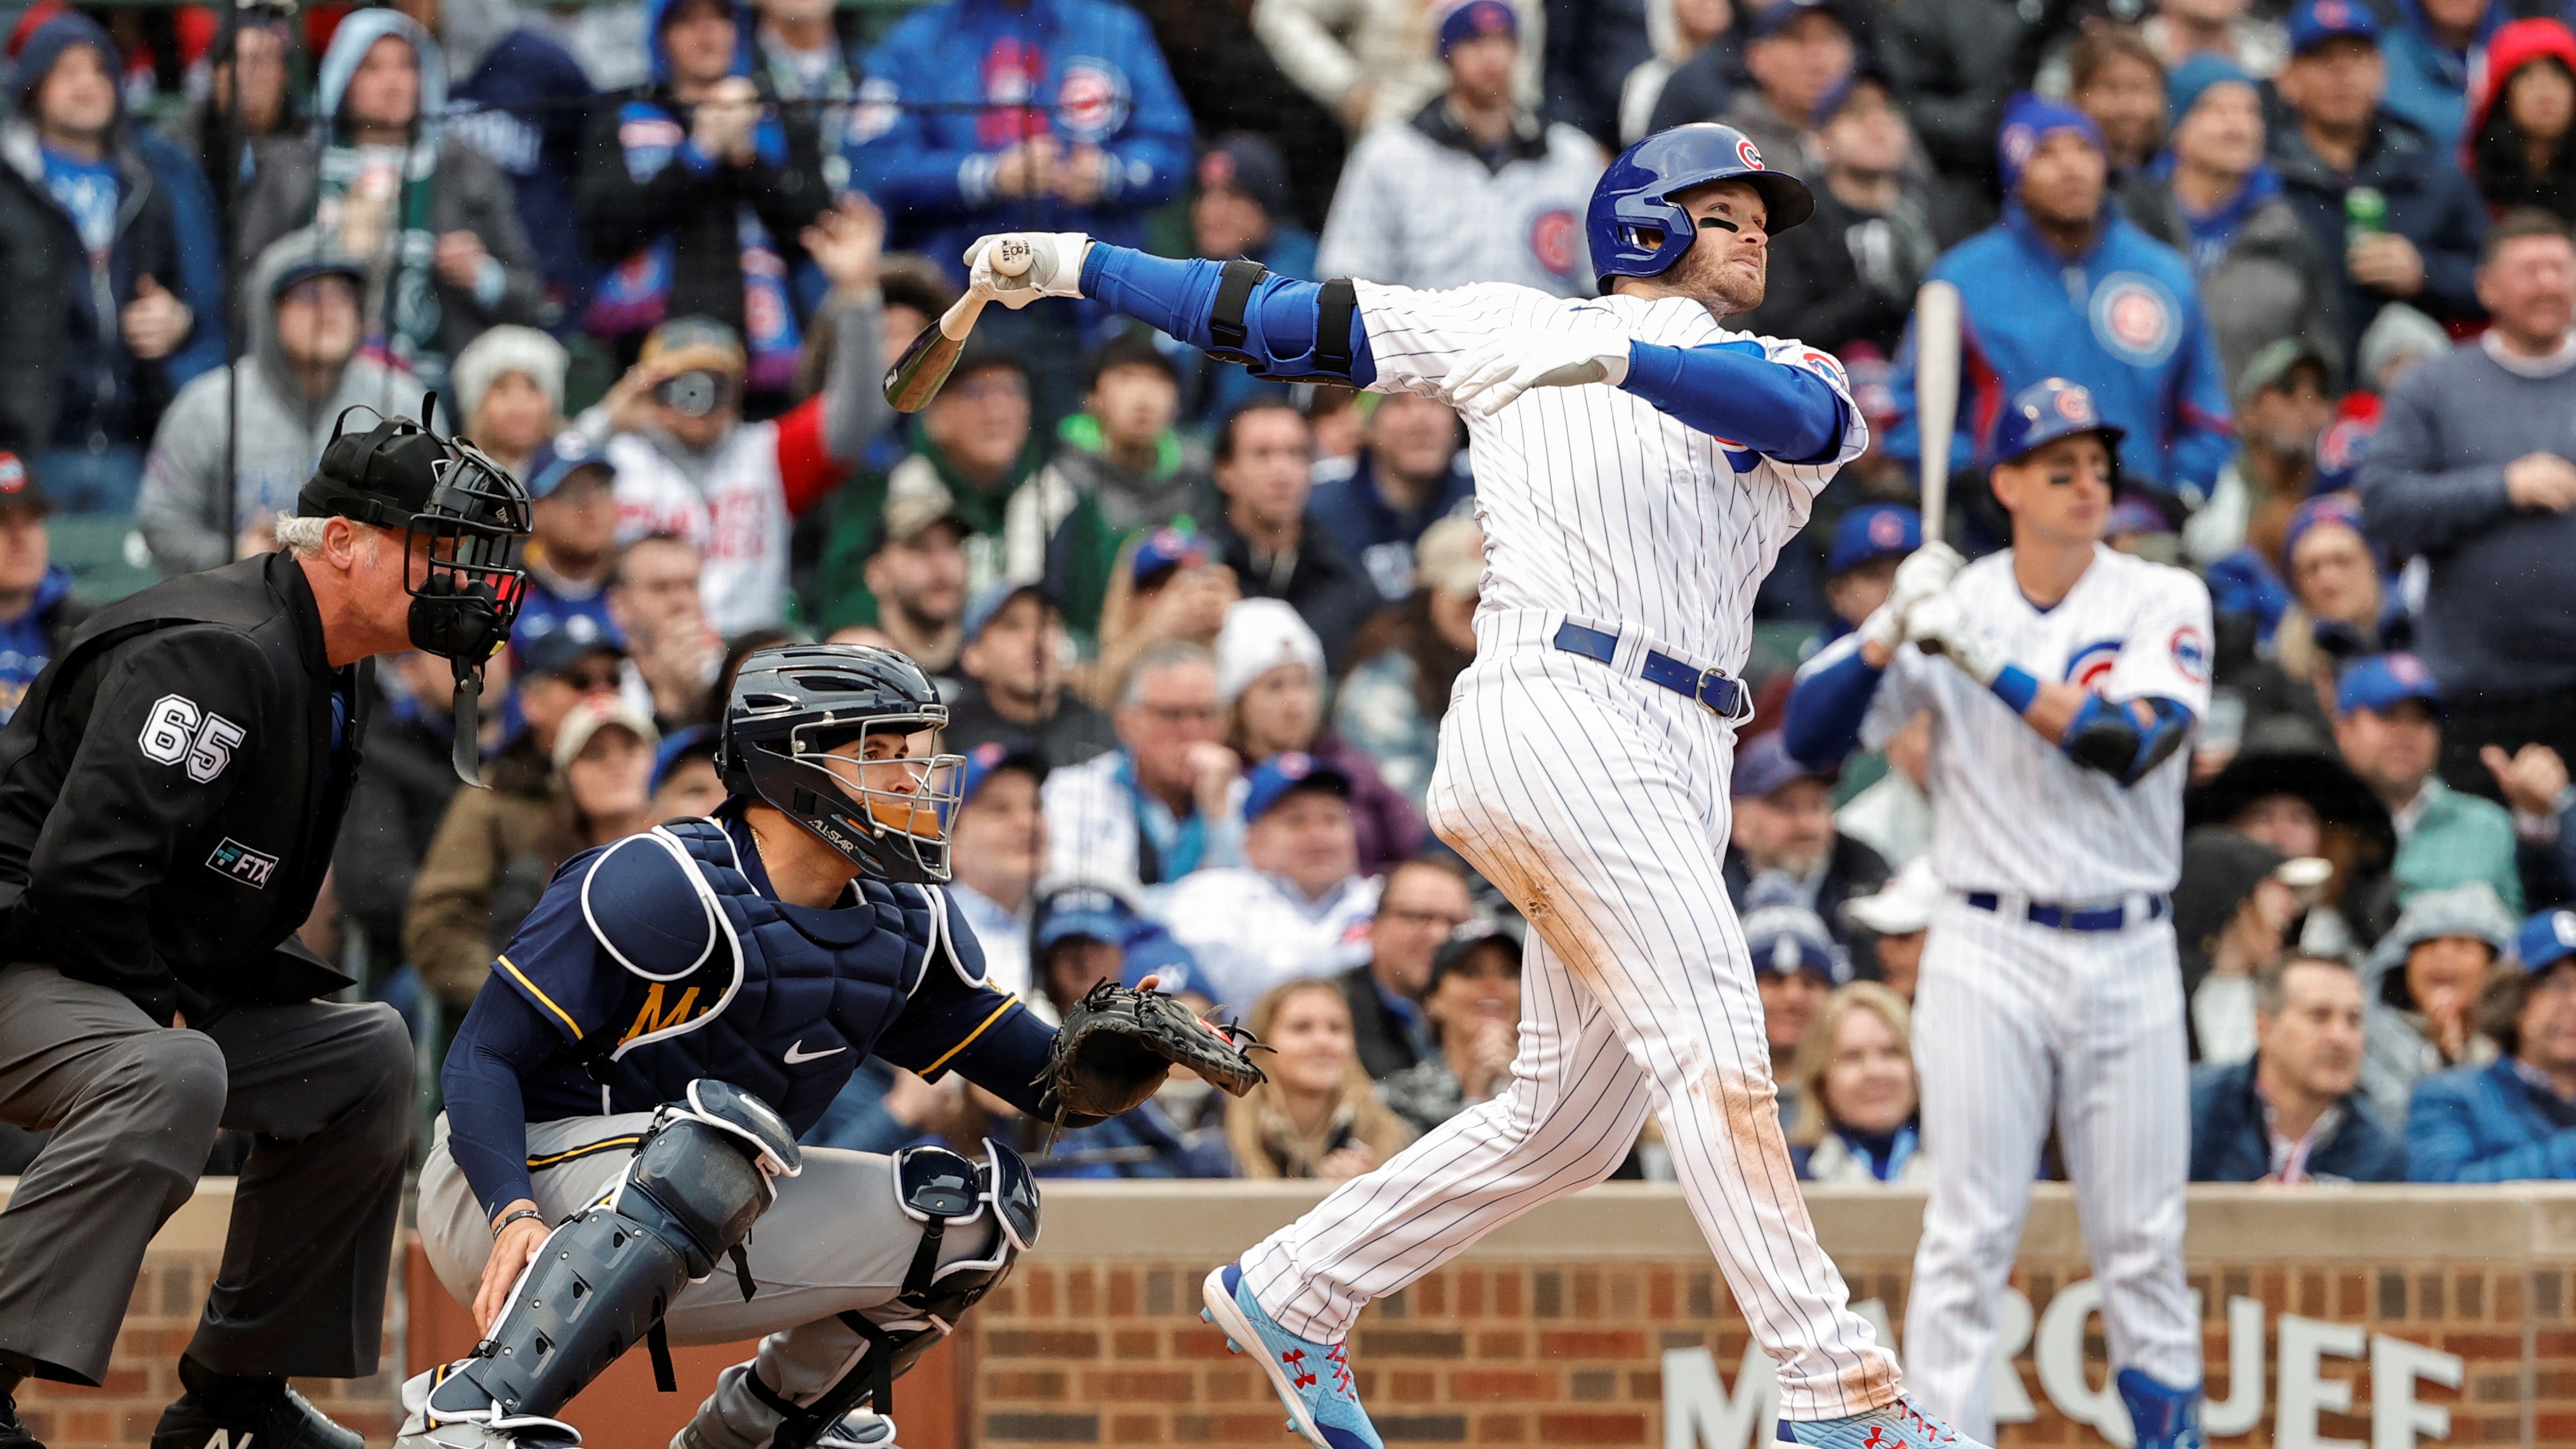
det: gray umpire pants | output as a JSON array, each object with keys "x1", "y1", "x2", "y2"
[
  {"x1": 0, "y1": 965, "x2": 414, "y2": 1386},
  {"x1": 419, "y1": 1113, "x2": 1004, "y2": 1449}
]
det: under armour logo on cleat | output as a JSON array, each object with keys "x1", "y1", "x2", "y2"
[
  {"x1": 1282, "y1": 1348, "x2": 1317, "y2": 1390},
  {"x1": 1863, "y1": 1430, "x2": 1889, "y2": 1449}
]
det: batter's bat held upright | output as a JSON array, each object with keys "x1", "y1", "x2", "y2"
[
  {"x1": 1913, "y1": 280, "x2": 1963, "y2": 546},
  {"x1": 881, "y1": 236, "x2": 1033, "y2": 413}
]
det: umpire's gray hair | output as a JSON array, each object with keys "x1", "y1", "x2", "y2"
[
  {"x1": 271, "y1": 514, "x2": 331, "y2": 558},
  {"x1": 1119, "y1": 640, "x2": 1219, "y2": 708}
]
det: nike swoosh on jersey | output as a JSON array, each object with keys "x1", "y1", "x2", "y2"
[{"x1": 783, "y1": 1041, "x2": 847, "y2": 1065}]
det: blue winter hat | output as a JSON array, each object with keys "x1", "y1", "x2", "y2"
[
  {"x1": 11, "y1": 11, "x2": 117, "y2": 117},
  {"x1": 1437, "y1": 0, "x2": 1518, "y2": 56},
  {"x1": 2288, "y1": 0, "x2": 2379, "y2": 55},
  {"x1": 2166, "y1": 55, "x2": 2255, "y2": 126},
  {"x1": 1996, "y1": 92, "x2": 2105, "y2": 195},
  {"x1": 1740, "y1": 878, "x2": 1854, "y2": 984},
  {"x1": 1826, "y1": 504, "x2": 1921, "y2": 576}
]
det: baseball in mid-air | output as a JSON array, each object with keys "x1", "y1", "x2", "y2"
[{"x1": 992, "y1": 238, "x2": 1034, "y2": 277}]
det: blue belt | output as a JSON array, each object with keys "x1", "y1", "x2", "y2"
[
  {"x1": 1551, "y1": 622, "x2": 1748, "y2": 718},
  {"x1": 1965, "y1": 892, "x2": 2170, "y2": 933}
]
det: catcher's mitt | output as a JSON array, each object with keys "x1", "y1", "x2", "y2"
[{"x1": 1043, "y1": 980, "x2": 1268, "y2": 1121}]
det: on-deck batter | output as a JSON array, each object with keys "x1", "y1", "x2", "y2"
[
  {"x1": 955, "y1": 122, "x2": 1979, "y2": 1449},
  {"x1": 1785, "y1": 379, "x2": 2213, "y2": 1449}
]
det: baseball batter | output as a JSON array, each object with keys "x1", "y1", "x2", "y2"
[
  {"x1": 1783, "y1": 379, "x2": 2213, "y2": 1449},
  {"x1": 961, "y1": 122, "x2": 1972, "y2": 1449}
]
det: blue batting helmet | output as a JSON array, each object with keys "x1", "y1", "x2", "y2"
[
  {"x1": 1587, "y1": 123, "x2": 1816, "y2": 286},
  {"x1": 1986, "y1": 377, "x2": 2127, "y2": 469}
]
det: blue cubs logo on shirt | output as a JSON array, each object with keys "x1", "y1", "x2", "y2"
[
  {"x1": 2064, "y1": 639, "x2": 2123, "y2": 690},
  {"x1": 1058, "y1": 60, "x2": 1128, "y2": 141},
  {"x1": 1528, "y1": 207, "x2": 1580, "y2": 279},
  {"x1": 2090, "y1": 272, "x2": 2181, "y2": 368},
  {"x1": 2169, "y1": 625, "x2": 2209, "y2": 684}
]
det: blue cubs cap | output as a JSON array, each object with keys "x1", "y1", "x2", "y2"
[
  {"x1": 1035, "y1": 883, "x2": 1138, "y2": 950},
  {"x1": 649, "y1": 723, "x2": 721, "y2": 793},
  {"x1": 521, "y1": 627, "x2": 625, "y2": 679},
  {"x1": 1437, "y1": 0, "x2": 1517, "y2": 56},
  {"x1": 1120, "y1": 922, "x2": 1201, "y2": 994},
  {"x1": 526, "y1": 431, "x2": 616, "y2": 501},
  {"x1": 2522, "y1": 909, "x2": 2576, "y2": 973},
  {"x1": 1996, "y1": 93, "x2": 2105, "y2": 195},
  {"x1": 1987, "y1": 377, "x2": 2128, "y2": 469},
  {"x1": 958, "y1": 737, "x2": 1048, "y2": 803},
  {"x1": 2289, "y1": 0, "x2": 2379, "y2": 54},
  {"x1": 1750, "y1": 0, "x2": 1855, "y2": 40},
  {"x1": 960, "y1": 580, "x2": 1052, "y2": 647},
  {"x1": 1826, "y1": 504, "x2": 1921, "y2": 576},
  {"x1": 2336, "y1": 652, "x2": 2442, "y2": 717},
  {"x1": 1733, "y1": 732, "x2": 1833, "y2": 798},
  {"x1": 1243, "y1": 751, "x2": 1353, "y2": 823},
  {"x1": 1131, "y1": 525, "x2": 1211, "y2": 587}
]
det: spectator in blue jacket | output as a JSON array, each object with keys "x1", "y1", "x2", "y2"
[
  {"x1": 2190, "y1": 954, "x2": 2407, "y2": 1182},
  {"x1": 1886, "y1": 94, "x2": 2234, "y2": 521},
  {"x1": 2269, "y1": 0, "x2": 2487, "y2": 370},
  {"x1": 2377, "y1": 0, "x2": 2501, "y2": 152},
  {"x1": 847, "y1": 0, "x2": 1192, "y2": 298},
  {"x1": 2407, "y1": 907, "x2": 2576, "y2": 1181}
]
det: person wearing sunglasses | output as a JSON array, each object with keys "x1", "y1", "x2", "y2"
[
  {"x1": 0, "y1": 403, "x2": 529, "y2": 1449},
  {"x1": 403, "y1": 645, "x2": 1241, "y2": 1449}
]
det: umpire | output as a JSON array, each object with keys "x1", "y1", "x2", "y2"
[{"x1": 0, "y1": 413, "x2": 530, "y2": 1449}]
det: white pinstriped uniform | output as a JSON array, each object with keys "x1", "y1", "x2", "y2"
[
  {"x1": 1812, "y1": 544, "x2": 2213, "y2": 1439},
  {"x1": 1237, "y1": 281, "x2": 1910, "y2": 1422}
]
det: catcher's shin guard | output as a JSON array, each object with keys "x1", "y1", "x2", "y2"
[
  {"x1": 420, "y1": 1084, "x2": 802, "y2": 1442},
  {"x1": 761, "y1": 1139, "x2": 1038, "y2": 1449}
]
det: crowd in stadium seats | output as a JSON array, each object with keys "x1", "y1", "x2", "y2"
[{"x1": 1, "y1": 0, "x2": 2575, "y2": 1188}]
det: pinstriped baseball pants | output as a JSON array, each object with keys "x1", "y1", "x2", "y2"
[
  {"x1": 1239, "y1": 610, "x2": 1902, "y2": 1422},
  {"x1": 1901, "y1": 895, "x2": 2199, "y2": 1441}
]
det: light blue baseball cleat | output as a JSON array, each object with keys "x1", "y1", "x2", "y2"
[
  {"x1": 1778, "y1": 1396, "x2": 1980, "y2": 1448},
  {"x1": 1199, "y1": 1263, "x2": 1384, "y2": 1449}
]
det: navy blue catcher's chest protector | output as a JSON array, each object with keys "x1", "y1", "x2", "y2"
[{"x1": 568, "y1": 817, "x2": 981, "y2": 1134}]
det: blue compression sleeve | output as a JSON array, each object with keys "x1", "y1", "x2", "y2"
[
  {"x1": 1082, "y1": 244, "x2": 1377, "y2": 386},
  {"x1": 440, "y1": 983, "x2": 557, "y2": 1218},
  {"x1": 1781, "y1": 647, "x2": 1885, "y2": 767},
  {"x1": 1620, "y1": 341, "x2": 1849, "y2": 462}
]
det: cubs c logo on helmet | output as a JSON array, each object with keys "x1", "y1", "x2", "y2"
[
  {"x1": 1736, "y1": 138, "x2": 1764, "y2": 169},
  {"x1": 2090, "y1": 272, "x2": 2181, "y2": 367}
]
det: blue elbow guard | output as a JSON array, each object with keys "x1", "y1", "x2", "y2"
[
  {"x1": 2063, "y1": 694, "x2": 2193, "y2": 786},
  {"x1": 1206, "y1": 259, "x2": 1362, "y2": 384}
]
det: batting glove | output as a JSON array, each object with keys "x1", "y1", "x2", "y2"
[
  {"x1": 1884, "y1": 541, "x2": 1964, "y2": 618},
  {"x1": 1904, "y1": 592, "x2": 2007, "y2": 686},
  {"x1": 963, "y1": 232, "x2": 1092, "y2": 309},
  {"x1": 1444, "y1": 330, "x2": 1634, "y2": 417}
]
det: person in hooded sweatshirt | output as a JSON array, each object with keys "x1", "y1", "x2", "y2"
[
  {"x1": 2463, "y1": 18, "x2": 2576, "y2": 222},
  {"x1": 577, "y1": 0, "x2": 834, "y2": 413},
  {"x1": 232, "y1": 10, "x2": 547, "y2": 400},
  {"x1": 438, "y1": 0, "x2": 602, "y2": 317},
  {"x1": 134, "y1": 228, "x2": 419, "y2": 576}
]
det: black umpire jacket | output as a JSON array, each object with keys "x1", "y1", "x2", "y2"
[{"x1": 0, "y1": 551, "x2": 368, "y2": 1023}]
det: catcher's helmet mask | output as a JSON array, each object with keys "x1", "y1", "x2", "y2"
[{"x1": 720, "y1": 646, "x2": 968, "y2": 884}]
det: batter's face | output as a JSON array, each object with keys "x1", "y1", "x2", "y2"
[{"x1": 1650, "y1": 179, "x2": 1771, "y2": 316}]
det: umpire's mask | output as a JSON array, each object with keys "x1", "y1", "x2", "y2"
[{"x1": 300, "y1": 397, "x2": 534, "y2": 786}]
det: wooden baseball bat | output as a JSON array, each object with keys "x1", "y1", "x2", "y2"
[
  {"x1": 1913, "y1": 280, "x2": 1963, "y2": 546},
  {"x1": 882, "y1": 292, "x2": 990, "y2": 413},
  {"x1": 883, "y1": 237, "x2": 1034, "y2": 413}
]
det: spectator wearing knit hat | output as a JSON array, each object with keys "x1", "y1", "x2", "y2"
[
  {"x1": 2405, "y1": 906, "x2": 2576, "y2": 1181},
  {"x1": 2123, "y1": 56, "x2": 2339, "y2": 401},
  {"x1": 1738, "y1": 874, "x2": 1855, "y2": 1111},
  {"x1": 2270, "y1": 0, "x2": 2488, "y2": 367},
  {"x1": 453, "y1": 324, "x2": 569, "y2": 479},
  {"x1": 2465, "y1": 20, "x2": 2576, "y2": 224},
  {"x1": 1888, "y1": 93, "x2": 2233, "y2": 517},
  {"x1": 1218, "y1": 597, "x2": 1425, "y2": 876},
  {"x1": 1315, "y1": 0, "x2": 1604, "y2": 297},
  {"x1": 2362, "y1": 880, "x2": 2514, "y2": 1129},
  {"x1": 0, "y1": 10, "x2": 190, "y2": 510},
  {"x1": 1726, "y1": 732, "x2": 1893, "y2": 980},
  {"x1": 2180, "y1": 337, "x2": 2338, "y2": 568}
]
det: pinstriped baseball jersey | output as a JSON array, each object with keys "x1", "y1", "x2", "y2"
[
  {"x1": 1352, "y1": 282, "x2": 1866, "y2": 673},
  {"x1": 1831, "y1": 544, "x2": 2214, "y2": 899}
]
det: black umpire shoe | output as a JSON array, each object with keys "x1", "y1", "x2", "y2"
[
  {"x1": 150, "y1": 1378, "x2": 364, "y2": 1449},
  {"x1": 0, "y1": 1393, "x2": 44, "y2": 1449}
]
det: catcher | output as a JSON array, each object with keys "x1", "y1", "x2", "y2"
[{"x1": 398, "y1": 644, "x2": 1259, "y2": 1449}]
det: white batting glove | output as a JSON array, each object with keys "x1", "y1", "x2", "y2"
[
  {"x1": 1904, "y1": 592, "x2": 2007, "y2": 686},
  {"x1": 1444, "y1": 330, "x2": 1634, "y2": 417},
  {"x1": 1858, "y1": 602, "x2": 1906, "y2": 656},
  {"x1": 962, "y1": 231, "x2": 1091, "y2": 309},
  {"x1": 1884, "y1": 541, "x2": 1963, "y2": 618}
]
